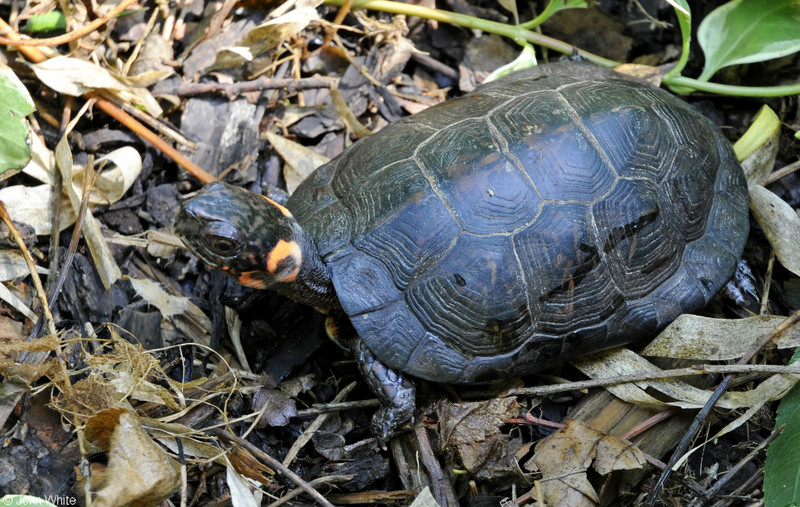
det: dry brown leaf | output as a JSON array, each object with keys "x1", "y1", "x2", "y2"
[
  {"x1": 227, "y1": 445, "x2": 275, "y2": 485},
  {"x1": 265, "y1": 130, "x2": 329, "y2": 194},
  {"x1": 436, "y1": 397, "x2": 522, "y2": 479},
  {"x1": 525, "y1": 419, "x2": 645, "y2": 506},
  {"x1": 226, "y1": 455, "x2": 261, "y2": 506},
  {"x1": 85, "y1": 408, "x2": 181, "y2": 507},
  {"x1": 210, "y1": 6, "x2": 320, "y2": 71},
  {"x1": 252, "y1": 386, "x2": 297, "y2": 427}
]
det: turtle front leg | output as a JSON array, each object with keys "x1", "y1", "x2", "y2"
[{"x1": 354, "y1": 339, "x2": 416, "y2": 445}]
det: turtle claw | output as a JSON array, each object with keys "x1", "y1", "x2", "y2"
[{"x1": 355, "y1": 339, "x2": 416, "y2": 445}]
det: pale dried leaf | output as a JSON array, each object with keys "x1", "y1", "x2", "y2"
[
  {"x1": 0, "y1": 140, "x2": 138, "y2": 267},
  {"x1": 0, "y1": 250, "x2": 48, "y2": 281},
  {"x1": 32, "y1": 56, "x2": 162, "y2": 116},
  {"x1": 226, "y1": 455, "x2": 260, "y2": 507},
  {"x1": 593, "y1": 431, "x2": 647, "y2": 475},
  {"x1": 0, "y1": 282, "x2": 37, "y2": 321},
  {"x1": 265, "y1": 131, "x2": 329, "y2": 194},
  {"x1": 330, "y1": 85, "x2": 372, "y2": 138},
  {"x1": 642, "y1": 314, "x2": 800, "y2": 359},
  {"x1": 129, "y1": 277, "x2": 189, "y2": 317},
  {"x1": 106, "y1": 371, "x2": 181, "y2": 410},
  {"x1": 750, "y1": 184, "x2": 800, "y2": 277},
  {"x1": 88, "y1": 409, "x2": 181, "y2": 507},
  {"x1": 410, "y1": 487, "x2": 441, "y2": 507},
  {"x1": 146, "y1": 419, "x2": 226, "y2": 463},
  {"x1": 211, "y1": 7, "x2": 320, "y2": 71},
  {"x1": 571, "y1": 350, "x2": 664, "y2": 405},
  {"x1": 56, "y1": 108, "x2": 121, "y2": 289},
  {"x1": 575, "y1": 348, "x2": 799, "y2": 410},
  {"x1": 146, "y1": 230, "x2": 183, "y2": 259},
  {"x1": 0, "y1": 183, "x2": 70, "y2": 236}
]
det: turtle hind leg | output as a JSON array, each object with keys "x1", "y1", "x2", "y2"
[{"x1": 354, "y1": 339, "x2": 416, "y2": 446}]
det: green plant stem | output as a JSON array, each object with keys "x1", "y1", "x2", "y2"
[
  {"x1": 322, "y1": 0, "x2": 619, "y2": 68},
  {"x1": 665, "y1": 75, "x2": 800, "y2": 97}
]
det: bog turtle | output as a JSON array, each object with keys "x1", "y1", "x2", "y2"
[{"x1": 173, "y1": 62, "x2": 749, "y2": 442}]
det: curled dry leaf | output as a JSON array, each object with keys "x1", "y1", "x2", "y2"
[
  {"x1": 0, "y1": 134, "x2": 141, "y2": 236},
  {"x1": 226, "y1": 446, "x2": 275, "y2": 486},
  {"x1": 85, "y1": 408, "x2": 181, "y2": 507},
  {"x1": 31, "y1": 56, "x2": 162, "y2": 117},
  {"x1": 749, "y1": 184, "x2": 800, "y2": 277},
  {"x1": 525, "y1": 419, "x2": 645, "y2": 507}
]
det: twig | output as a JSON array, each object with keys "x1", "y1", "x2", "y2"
[
  {"x1": 283, "y1": 382, "x2": 357, "y2": 467},
  {"x1": 647, "y1": 308, "x2": 800, "y2": 505},
  {"x1": 26, "y1": 158, "x2": 96, "y2": 343},
  {"x1": 0, "y1": 202, "x2": 56, "y2": 337},
  {"x1": 268, "y1": 475, "x2": 354, "y2": 507},
  {"x1": 152, "y1": 75, "x2": 339, "y2": 98},
  {"x1": 704, "y1": 425, "x2": 782, "y2": 500},
  {"x1": 510, "y1": 363, "x2": 800, "y2": 397},
  {"x1": 208, "y1": 428, "x2": 335, "y2": 507},
  {"x1": 0, "y1": 0, "x2": 140, "y2": 46},
  {"x1": 295, "y1": 398, "x2": 380, "y2": 416},
  {"x1": 621, "y1": 408, "x2": 680, "y2": 441},
  {"x1": 0, "y1": 18, "x2": 216, "y2": 184},
  {"x1": 322, "y1": 0, "x2": 620, "y2": 68},
  {"x1": 765, "y1": 158, "x2": 800, "y2": 185}
]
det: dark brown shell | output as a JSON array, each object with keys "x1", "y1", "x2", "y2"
[{"x1": 287, "y1": 63, "x2": 749, "y2": 383}]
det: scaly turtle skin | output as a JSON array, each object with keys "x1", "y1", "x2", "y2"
[{"x1": 174, "y1": 62, "x2": 749, "y2": 442}]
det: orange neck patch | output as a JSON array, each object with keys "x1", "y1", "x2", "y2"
[{"x1": 266, "y1": 239, "x2": 303, "y2": 282}]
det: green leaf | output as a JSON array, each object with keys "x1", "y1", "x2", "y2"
[
  {"x1": 484, "y1": 43, "x2": 538, "y2": 82},
  {"x1": 0, "y1": 66, "x2": 35, "y2": 175},
  {"x1": 764, "y1": 347, "x2": 800, "y2": 507},
  {"x1": 697, "y1": 0, "x2": 800, "y2": 82},
  {"x1": 519, "y1": 0, "x2": 588, "y2": 30},
  {"x1": 732, "y1": 104, "x2": 781, "y2": 161},
  {"x1": 23, "y1": 11, "x2": 66, "y2": 33}
]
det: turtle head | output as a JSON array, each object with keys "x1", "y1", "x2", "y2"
[{"x1": 173, "y1": 181, "x2": 305, "y2": 290}]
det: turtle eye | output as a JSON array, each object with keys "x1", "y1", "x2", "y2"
[
  {"x1": 203, "y1": 222, "x2": 244, "y2": 257},
  {"x1": 209, "y1": 236, "x2": 238, "y2": 256}
]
